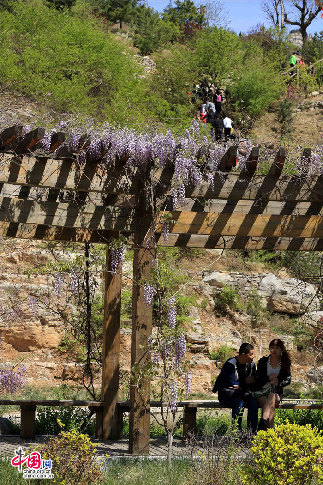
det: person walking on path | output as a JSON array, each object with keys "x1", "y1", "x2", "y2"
[
  {"x1": 200, "y1": 100, "x2": 207, "y2": 123},
  {"x1": 223, "y1": 115, "x2": 233, "y2": 141},
  {"x1": 214, "y1": 89, "x2": 222, "y2": 115},
  {"x1": 255, "y1": 339, "x2": 291, "y2": 431},
  {"x1": 289, "y1": 52, "x2": 296, "y2": 68},
  {"x1": 213, "y1": 115, "x2": 223, "y2": 140},
  {"x1": 212, "y1": 343, "x2": 258, "y2": 434}
]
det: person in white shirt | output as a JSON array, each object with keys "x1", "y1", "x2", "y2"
[{"x1": 223, "y1": 115, "x2": 233, "y2": 141}]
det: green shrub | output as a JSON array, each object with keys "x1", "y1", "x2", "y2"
[
  {"x1": 40, "y1": 427, "x2": 103, "y2": 484},
  {"x1": 244, "y1": 288, "x2": 270, "y2": 328},
  {"x1": 0, "y1": 0, "x2": 148, "y2": 125},
  {"x1": 214, "y1": 286, "x2": 240, "y2": 316},
  {"x1": 276, "y1": 408, "x2": 323, "y2": 431},
  {"x1": 241, "y1": 422, "x2": 323, "y2": 485},
  {"x1": 196, "y1": 412, "x2": 230, "y2": 436},
  {"x1": 36, "y1": 407, "x2": 95, "y2": 435},
  {"x1": 209, "y1": 345, "x2": 235, "y2": 364}
]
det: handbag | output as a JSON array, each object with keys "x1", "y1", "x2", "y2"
[{"x1": 252, "y1": 382, "x2": 273, "y2": 398}]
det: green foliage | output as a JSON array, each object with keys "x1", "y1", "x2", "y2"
[
  {"x1": 230, "y1": 49, "x2": 283, "y2": 119},
  {"x1": 244, "y1": 249, "x2": 279, "y2": 265},
  {"x1": 241, "y1": 422, "x2": 323, "y2": 485},
  {"x1": 244, "y1": 288, "x2": 270, "y2": 328},
  {"x1": 209, "y1": 345, "x2": 235, "y2": 364},
  {"x1": 41, "y1": 427, "x2": 103, "y2": 484},
  {"x1": 162, "y1": 0, "x2": 205, "y2": 30},
  {"x1": 133, "y1": 5, "x2": 179, "y2": 55},
  {"x1": 196, "y1": 411, "x2": 231, "y2": 436},
  {"x1": 302, "y1": 33, "x2": 323, "y2": 64},
  {"x1": 152, "y1": 42, "x2": 196, "y2": 108},
  {"x1": 276, "y1": 408, "x2": 323, "y2": 431},
  {"x1": 91, "y1": 0, "x2": 139, "y2": 29},
  {"x1": 193, "y1": 28, "x2": 241, "y2": 83},
  {"x1": 296, "y1": 67, "x2": 319, "y2": 94},
  {"x1": 121, "y1": 288, "x2": 133, "y2": 320},
  {"x1": 101, "y1": 459, "x2": 191, "y2": 485},
  {"x1": 213, "y1": 285, "x2": 240, "y2": 316},
  {"x1": 0, "y1": 0, "x2": 149, "y2": 125},
  {"x1": 0, "y1": 460, "x2": 26, "y2": 485},
  {"x1": 280, "y1": 251, "x2": 323, "y2": 283},
  {"x1": 36, "y1": 407, "x2": 95, "y2": 435}
]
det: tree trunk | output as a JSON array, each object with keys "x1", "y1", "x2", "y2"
[{"x1": 167, "y1": 431, "x2": 173, "y2": 467}]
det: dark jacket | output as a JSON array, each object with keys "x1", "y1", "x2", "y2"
[
  {"x1": 212, "y1": 357, "x2": 256, "y2": 394},
  {"x1": 255, "y1": 356, "x2": 291, "y2": 399}
]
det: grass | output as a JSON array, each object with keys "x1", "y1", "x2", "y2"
[
  {"x1": 102, "y1": 459, "x2": 192, "y2": 485},
  {"x1": 0, "y1": 458, "x2": 192, "y2": 485}
]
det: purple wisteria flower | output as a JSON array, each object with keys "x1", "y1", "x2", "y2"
[
  {"x1": 0, "y1": 364, "x2": 27, "y2": 394},
  {"x1": 166, "y1": 297, "x2": 176, "y2": 328},
  {"x1": 144, "y1": 284, "x2": 155, "y2": 306},
  {"x1": 111, "y1": 245, "x2": 126, "y2": 275},
  {"x1": 163, "y1": 222, "x2": 169, "y2": 243}
]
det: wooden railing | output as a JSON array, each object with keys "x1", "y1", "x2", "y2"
[{"x1": 1, "y1": 399, "x2": 322, "y2": 440}]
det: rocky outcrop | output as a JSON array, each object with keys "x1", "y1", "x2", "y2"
[
  {"x1": 202, "y1": 271, "x2": 320, "y2": 315},
  {"x1": 306, "y1": 366, "x2": 323, "y2": 384}
]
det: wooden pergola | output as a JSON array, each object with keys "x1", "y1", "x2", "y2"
[{"x1": 0, "y1": 125, "x2": 323, "y2": 454}]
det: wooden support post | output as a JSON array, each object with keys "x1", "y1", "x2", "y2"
[
  {"x1": 20, "y1": 404, "x2": 36, "y2": 439},
  {"x1": 101, "y1": 245, "x2": 121, "y2": 439},
  {"x1": 218, "y1": 145, "x2": 238, "y2": 172},
  {"x1": 89, "y1": 405, "x2": 103, "y2": 439},
  {"x1": 270, "y1": 147, "x2": 286, "y2": 176},
  {"x1": 129, "y1": 180, "x2": 154, "y2": 455},
  {"x1": 183, "y1": 405, "x2": 197, "y2": 438},
  {"x1": 244, "y1": 147, "x2": 259, "y2": 175}
]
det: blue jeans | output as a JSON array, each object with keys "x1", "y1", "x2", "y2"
[{"x1": 218, "y1": 390, "x2": 258, "y2": 433}]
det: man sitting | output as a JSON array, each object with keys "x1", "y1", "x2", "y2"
[{"x1": 212, "y1": 343, "x2": 258, "y2": 434}]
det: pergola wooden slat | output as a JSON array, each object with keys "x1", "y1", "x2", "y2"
[{"x1": 0, "y1": 125, "x2": 322, "y2": 455}]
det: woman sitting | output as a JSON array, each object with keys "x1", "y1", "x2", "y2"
[{"x1": 255, "y1": 339, "x2": 291, "y2": 430}]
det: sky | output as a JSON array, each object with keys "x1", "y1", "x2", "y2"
[{"x1": 146, "y1": 0, "x2": 323, "y2": 36}]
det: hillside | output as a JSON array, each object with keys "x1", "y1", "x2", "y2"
[
  {"x1": 0, "y1": 233, "x2": 322, "y2": 399},
  {"x1": 251, "y1": 91, "x2": 323, "y2": 146}
]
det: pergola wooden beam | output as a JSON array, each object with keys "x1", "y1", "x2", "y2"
[
  {"x1": 1, "y1": 150, "x2": 322, "y2": 201},
  {"x1": 1, "y1": 221, "x2": 323, "y2": 250},
  {"x1": 1, "y1": 124, "x2": 322, "y2": 456}
]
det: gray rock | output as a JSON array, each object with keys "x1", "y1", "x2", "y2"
[
  {"x1": 306, "y1": 366, "x2": 323, "y2": 384},
  {"x1": 202, "y1": 271, "x2": 233, "y2": 287},
  {"x1": 258, "y1": 274, "x2": 319, "y2": 315}
]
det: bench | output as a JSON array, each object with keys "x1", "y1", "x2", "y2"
[
  {"x1": 117, "y1": 399, "x2": 323, "y2": 437},
  {"x1": 0, "y1": 400, "x2": 106, "y2": 439},
  {"x1": 1, "y1": 399, "x2": 322, "y2": 440}
]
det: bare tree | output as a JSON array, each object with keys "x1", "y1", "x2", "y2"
[
  {"x1": 284, "y1": 1, "x2": 321, "y2": 41},
  {"x1": 262, "y1": 0, "x2": 282, "y2": 27}
]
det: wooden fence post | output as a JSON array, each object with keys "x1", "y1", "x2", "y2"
[
  {"x1": 101, "y1": 245, "x2": 121, "y2": 439},
  {"x1": 129, "y1": 177, "x2": 154, "y2": 455}
]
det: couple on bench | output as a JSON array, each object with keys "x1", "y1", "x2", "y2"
[{"x1": 212, "y1": 340, "x2": 291, "y2": 433}]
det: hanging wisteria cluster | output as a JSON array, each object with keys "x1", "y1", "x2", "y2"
[
  {"x1": 111, "y1": 245, "x2": 126, "y2": 275},
  {"x1": 0, "y1": 363, "x2": 27, "y2": 394}
]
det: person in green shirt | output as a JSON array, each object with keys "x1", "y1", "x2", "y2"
[{"x1": 289, "y1": 52, "x2": 296, "y2": 68}]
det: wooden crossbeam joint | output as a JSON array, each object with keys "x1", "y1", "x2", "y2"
[
  {"x1": 218, "y1": 145, "x2": 238, "y2": 172},
  {"x1": 0, "y1": 125, "x2": 23, "y2": 149}
]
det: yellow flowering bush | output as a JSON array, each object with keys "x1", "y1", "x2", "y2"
[
  {"x1": 41, "y1": 426, "x2": 103, "y2": 485},
  {"x1": 241, "y1": 422, "x2": 323, "y2": 485}
]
